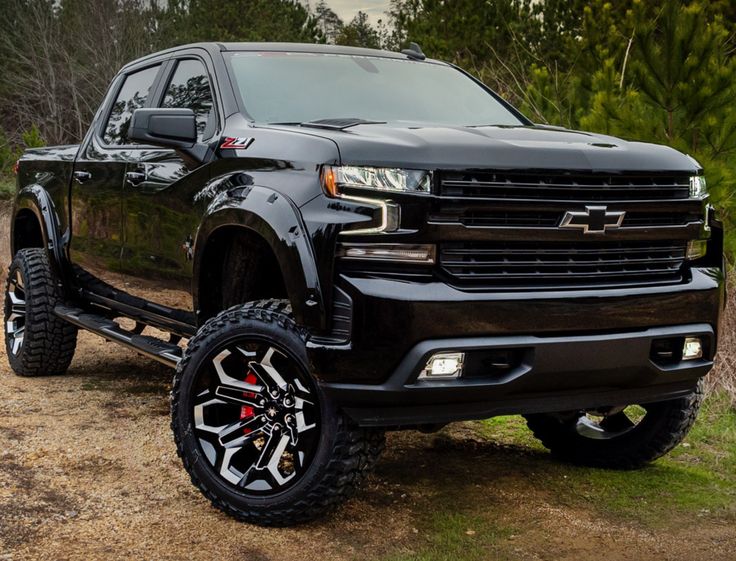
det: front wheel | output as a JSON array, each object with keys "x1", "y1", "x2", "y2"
[
  {"x1": 171, "y1": 299, "x2": 385, "y2": 526},
  {"x1": 524, "y1": 381, "x2": 703, "y2": 469}
]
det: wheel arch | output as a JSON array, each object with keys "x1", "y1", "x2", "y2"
[
  {"x1": 11, "y1": 186, "x2": 68, "y2": 274},
  {"x1": 193, "y1": 186, "x2": 325, "y2": 331}
]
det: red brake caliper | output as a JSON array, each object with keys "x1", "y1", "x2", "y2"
[{"x1": 240, "y1": 372, "x2": 258, "y2": 434}]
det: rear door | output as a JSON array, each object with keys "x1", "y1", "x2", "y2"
[
  {"x1": 119, "y1": 55, "x2": 218, "y2": 320},
  {"x1": 70, "y1": 62, "x2": 165, "y2": 295}
]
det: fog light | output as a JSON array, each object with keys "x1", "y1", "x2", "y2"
[
  {"x1": 337, "y1": 243, "x2": 435, "y2": 264},
  {"x1": 419, "y1": 352, "x2": 464, "y2": 379},
  {"x1": 686, "y1": 240, "x2": 707, "y2": 260},
  {"x1": 682, "y1": 337, "x2": 703, "y2": 360}
]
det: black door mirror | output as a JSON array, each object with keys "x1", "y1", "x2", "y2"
[
  {"x1": 129, "y1": 108, "x2": 196, "y2": 147},
  {"x1": 129, "y1": 108, "x2": 209, "y2": 166}
]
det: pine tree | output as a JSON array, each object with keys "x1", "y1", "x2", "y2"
[
  {"x1": 386, "y1": 0, "x2": 525, "y2": 66},
  {"x1": 169, "y1": 0, "x2": 324, "y2": 44},
  {"x1": 581, "y1": 1, "x2": 736, "y2": 154},
  {"x1": 579, "y1": 0, "x2": 736, "y2": 255},
  {"x1": 336, "y1": 11, "x2": 381, "y2": 49},
  {"x1": 314, "y1": 0, "x2": 343, "y2": 44},
  {"x1": 385, "y1": 0, "x2": 588, "y2": 104}
]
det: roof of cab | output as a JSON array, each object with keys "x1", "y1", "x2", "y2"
[
  {"x1": 121, "y1": 41, "x2": 436, "y2": 72},
  {"x1": 219, "y1": 42, "x2": 408, "y2": 59}
]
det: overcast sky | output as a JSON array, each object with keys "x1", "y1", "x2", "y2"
[{"x1": 327, "y1": 1, "x2": 391, "y2": 23}]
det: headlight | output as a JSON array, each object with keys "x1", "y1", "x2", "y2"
[
  {"x1": 322, "y1": 165, "x2": 431, "y2": 196},
  {"x1": 690, "y1": 176, "x2": 707, "y2": 199},
  {"x1": 687, "y1": 176, "x2": 709, "y2": 259}
]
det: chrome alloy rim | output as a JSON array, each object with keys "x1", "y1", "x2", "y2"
[
  {"x1": 192, "y1": 342, "x2": 319, "y2": 494},
  {"x1": 573, "y1": 405, "x2": 648, "y2": 440},
  {"x1": 5, "y1": 269, "x2": 26, "y2": 356}
]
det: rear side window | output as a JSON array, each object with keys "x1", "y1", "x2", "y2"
[
  {"x1": 161, "y1": 59, "x2": 216, "y2": 140},
  {"x1": 103, "y1": 65, "x2": 161, "y2": 145}
]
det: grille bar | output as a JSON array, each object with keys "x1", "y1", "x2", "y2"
[
  {"x1": 439, "y1": 241, "x2": 687, "y2": 288},
  {"x1": 440, "y1": 171, "x2": 691, "y2": 201},
  {"x1": 441, "y1": 257, "x2": 684, "y2": 267},
  {"x1": 446, "y1": 210, "x2": 700, "y2": 228},
  {"x1": 441, "y1": 245, "x2": 685, "y2": 256}
]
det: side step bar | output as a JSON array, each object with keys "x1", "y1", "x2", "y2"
[{"x1": 54, "y1": 305, "x2": 183, "y2": 368}]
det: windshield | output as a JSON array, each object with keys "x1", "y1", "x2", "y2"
[{"x1": 225, "y1": 52, "x2": 525, "y2": 127}]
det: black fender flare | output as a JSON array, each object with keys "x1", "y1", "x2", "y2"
[
  {"x1": 193, "y1": 185, "x2": 326, "y2": 331},
  {"x1": 11, "y1": 185, "x2": 69, "y2": 276}
]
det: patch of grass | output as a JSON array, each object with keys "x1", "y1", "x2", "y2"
[
  {"x1": 383, "y1": 395, "x2": 736, "y2": 560},
  {"x1": 476, "y1": 394, "x2": 736, "y2": 525},
  {"x1": 124, "y1": 382, "x2": 167, "y2": 395},
  {"x1": 382, "y1": 513, "x2": 517, "y2": 561},
  {"x1": 686, "y1": 389, "x2": 736, "y2": 478},
  {"x1": 0, "y1": 176, "x2": 15, "y2": 200},
  {"x1": 555, "y1": 458, "x2": 733, "y2": 523},
  {"x1": 476, "y1": 414, "x2": 545, "y2": 450},
  {"x1": 79, "y1": 378, "x2": 114, "y2": 391}
]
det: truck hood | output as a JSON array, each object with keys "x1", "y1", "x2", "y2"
[{"x1": 268, "y1": 123, "x2": 699, "y2": 173}]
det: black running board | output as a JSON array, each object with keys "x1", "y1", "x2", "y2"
[{"x1": 54, "y1": 305, "x2": 182, "y2": 368}]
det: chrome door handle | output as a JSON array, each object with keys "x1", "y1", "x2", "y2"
[
  {"x1": 73, "y1": 170, "x2": 92, "y2": 184},
  {"x1": 125, "y1": 171, "x2": 147, "y2": 186}
]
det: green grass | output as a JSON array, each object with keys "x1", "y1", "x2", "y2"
[
  {"x1": 382, "y1": 513, "x2": 517, "y2": 561},
  {"x1": 378, "y1": 394, "x2": 736, "y2": 560},
  {"x1": 488, "y1": 394, "x2": 736, "y2": 524},
  {"x1": 552, "y1": 458, "x2": 733, "y2": 522},
  {"x1": 475, "y1": 414, "x2": 545, "y2": 450}
]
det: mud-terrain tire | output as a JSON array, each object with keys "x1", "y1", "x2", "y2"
[
  {"x1": 4, "y1": 248, "x2": 78, "y2": 376},
  {"x1": 171, "y1": 299, "x2": 385, "y2": 526},
  {"x1": 524, "y1": 381, "x2": 703, "y2": 469}
]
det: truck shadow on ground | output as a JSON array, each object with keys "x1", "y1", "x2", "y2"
[
  {"x1": 62, "y1": 347, "x2": 607, "y2": 516},
  {"x1": 65, "y1": 346, "x2": 558, "y2": 494}
]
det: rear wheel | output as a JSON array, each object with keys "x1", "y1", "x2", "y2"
[
  {"x1": 4, "y1": 248, "x2": 77, "y2": 376},
  {"x1": 171, "y1": 299, "x2": 385, "y2": 526},
  {"x1": 524, "y1": 381, "x2": 703, "y2": 469}
]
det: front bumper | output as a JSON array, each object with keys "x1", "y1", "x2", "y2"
[
  {"x1": 309, "y1": 266, "x2": 724, "y2": 427},
  {"x1": 321, "y1": 324, "x2": 713, "y2": 426}
]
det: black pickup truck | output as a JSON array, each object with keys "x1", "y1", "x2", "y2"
[{"x1": 6, "y1": 42, "x2": 724, "y2": 525}]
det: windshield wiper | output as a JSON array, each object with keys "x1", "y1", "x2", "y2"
[
  {"x1": 269, "y1": 118, "x2": 386, "y2": 130},
  {"x1": 465, "y1": 124, "x2": 529, "y2": 128}
]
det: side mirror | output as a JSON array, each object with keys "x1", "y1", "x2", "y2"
[{"x1": 129, "y1": 108, "x2": 209, "y2": 166}]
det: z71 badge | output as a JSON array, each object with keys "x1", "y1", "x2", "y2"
[{"x1": 220, "y1": 137, "x2": 255, "y2": 150}]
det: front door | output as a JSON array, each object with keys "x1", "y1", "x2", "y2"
[
  {"x1": 119, "y1": 150, "x2": 198, "y2": 320},
  {"x1": 70, "y1": 63, "x2": 164, "y2": 296},
  {"x1": 119, "y1": 57, "x2": 218, "y2": 321}
]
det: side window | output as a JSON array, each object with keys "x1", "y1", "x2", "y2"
[
  {"x1": 161, "y1": 59, "x2": 216, "y2": 140},
  {"x1": 103, "y1": 65, "x2": 161, "y2": 146}
]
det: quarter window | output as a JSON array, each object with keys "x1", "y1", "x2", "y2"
[
  {"x1": 103, "y1": 65, "x2": 161, "y2": 145},
  {"x1": 162, "y1": 59, "x2": 216, "y2": 140}
]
